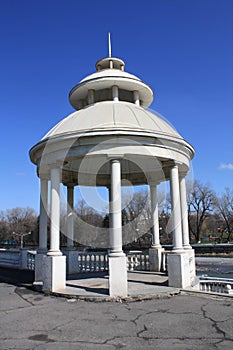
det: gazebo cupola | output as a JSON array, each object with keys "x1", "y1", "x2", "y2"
[
  {"x1": 30, "y1": 36, "x2": 198, "y2": 297},
  {"x1": 69, "y1": 52, "x2": 153, "y2": 110}
]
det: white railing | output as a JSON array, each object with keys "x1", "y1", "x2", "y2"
[
  {"x1": 77, "y1": 251, "x2": 151, "y2": 273},
  {"x1": 199, "y1": 276, "x2": 233, "y2": 295},
  {"x1": 0, "y1": 249, "x2": 36, "y2": 270},
  {"x1": 27, "y1": 251, "x2": 36, "y2": 270},
  {"x1": 78, "y1": 252, "x2": 108, "y2": 273},
  {"x1": 127, "y1": 251, "x2": 150, "y2": 271}
]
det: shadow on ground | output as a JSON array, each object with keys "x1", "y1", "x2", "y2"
[{"x1": 0, "y1": 267, "x2": 34, "y2": 287}]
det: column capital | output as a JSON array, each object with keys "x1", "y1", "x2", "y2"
[
  {"x1": 148, "y1": 181, "x2": 160, "y2": 187},
  {"x1": 50, "y1": 162, "x2": 63, "y2": 170},
  {"x1": 109, "y1": 158, "x2": 122, "y2": 163},
  {"x1": 39, "y1": 174, "x2": 50, "y2": 181},
  {"x1": 163, "y1": 160, "x2": 183, "y2": 169},
  {"x1": 66, "y1": 183, "x2": 75, "y2": 189},
  {"x1": 38, "y1": 165, "x2": 50, "y2": 180},
  {"x1": 107, "y1": 155, "x2": 123, "y2": 161},
  {"x1": 179, "y1": 172, "x2": 187, "y2": 180}
]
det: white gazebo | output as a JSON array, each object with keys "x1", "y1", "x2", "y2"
[{"x1": 30, "y1": 42, "x2": 198, "y2": 297}]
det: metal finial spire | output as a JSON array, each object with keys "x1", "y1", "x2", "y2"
[{"x1": 108, "y1": 32, "x2": 112, "y2": 58}]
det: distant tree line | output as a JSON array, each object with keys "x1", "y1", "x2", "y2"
[{"x1": 0, "y1": 181, "x2": 232, "y2": 248}]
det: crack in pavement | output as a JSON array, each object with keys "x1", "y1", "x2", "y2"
[
  {"x1": 14, "y1": 287, "x2": 35, "y2": 306},
  {"x1": 200, "y1": 302, "x2": 233, "y2": 346}
]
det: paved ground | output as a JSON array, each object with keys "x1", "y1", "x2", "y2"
[{"x1": 0, "y1": 269, "x2": 233, "y2": 349}]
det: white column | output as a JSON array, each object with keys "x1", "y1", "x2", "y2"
[
  {"x1": 66, "y1": 185, "x2": 74, "y2": 249},
  {"x1": 133, "y1": 90, "x2": 140, "y2": 106},
  {"x1": 48, "y1": 167, "x2": 62, "y2": 256},
  {"x1": 112, "y1": 85, "x2": 119, "y2": 101},
  {"x1": 109, "y1": 159, "x2": 123, "y2": 255},
  {"x1": 108, "y1": 159, "x2": 127, "y2": 297},
  {"x1": 170, "y1": 164, "x2": 183, "y2": 251},
  {"x1": 38, "y1": 178, "x2": 48, "y2": 253},
  {"x1": 180, "y1": 176, "x2": 192, "y2": 249},
  {"x1": 150, "y1": 184, "x2": 161, "y2": 247},
  {"x1": 107, "y1": 186, "x2": 112, "y2": 233}
]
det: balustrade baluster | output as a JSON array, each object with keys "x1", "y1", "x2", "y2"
[{"x1": 96, "y1": 254, "x2": 99, "y2": 271}]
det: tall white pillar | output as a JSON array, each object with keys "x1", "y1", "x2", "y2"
[
  {"x1": 109, "y1": 159, "x2": 123, "y2": 255},
  {"x1": 42, "y1": 166, "x2": 66, "y2": 292},
  {"x1": 170, "y1": 164, "x2": 183, "y2": 251},
  {"x1": 180, "y1": 176, "x2": 192, "y2": 249},
  {"x1": 167, "y1": 165, "x2": 198, "y2": 289},
  {"x1": 107, "y1": 185, "x2": 112, "y2": 234},
  {"x1": 108, "y1": 159, "x2": 127, "y2": 297},
  {"x1": 34, "y1": 177, "x2": 48, "y2": 286},
  {"x1": 38, "y1": 178, "x2": 48, "y2": 253},
  {"x1": 64, "y1": 184, "x2": 79, "y2": 275},
  {"x1": 149, "y1": 184, "x2": 164, "y2": 272},
  {"x1": 66, "y1": 185, "x2": 74, "y2": 248},
  {"x1": 150, "y1": 185, "x2": 161, "y2": 248},
  {"x1": 48, "y1": 167, "x2": 62, "y2": 256}
]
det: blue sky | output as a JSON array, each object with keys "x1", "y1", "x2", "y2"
[{"x1": 0, "y1": 0, "x2": 232, "y2": 212}]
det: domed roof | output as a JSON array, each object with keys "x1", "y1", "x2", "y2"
[
  {"x1": 30, "y1": 48, "x2": 195, "y2": 175},
  {"x1": 42, "y1": 101, "x2": 182, "y2": 142}
]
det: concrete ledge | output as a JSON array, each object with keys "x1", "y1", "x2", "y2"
[{"x1": 51, "y1": 289, "x2": 181, "y2": 303}]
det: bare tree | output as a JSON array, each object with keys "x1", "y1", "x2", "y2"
[
  {"x1": 75, "y1": 199, "x2": 103, "y2": 227},
  {"x1": 6, "y1": 207, "x2": 37, "y2": 234},
  {"x1": 187, "y1": 181, "x2": 215, "y2": 243},
  {"x1": 121, "y1": 188, "x2": 150, "y2": 244},
  {"x1": 73, "y1": 199, "x2": 106, "y2": 248},
  {"x1": 0, "y1": 207, "x2": 38, "y2": 246},
  {"x1": 214, "y1": 188, "x2": 233, "y2": 242},
  {"x1": 0, "y1": 211, "x2": 11, "y2": 243}
]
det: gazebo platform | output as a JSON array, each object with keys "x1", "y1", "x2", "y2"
[{"x1": 53, "y1": 271, "x2": 180, "y2": 300}]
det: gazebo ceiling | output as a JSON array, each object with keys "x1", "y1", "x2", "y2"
[{"x1": 61, "y1": 156, "x2": 167, "y2": 187}]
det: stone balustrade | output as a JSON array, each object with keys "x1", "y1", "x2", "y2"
[
  {"x1": 127, "y1": 251, "x2": 150, "y2": 271},
  {"x1": 27, "y1": 251, "x2": 36, "y2": 270},
  {"x1": 199, "y1": 276, "x2": 233, "y2": 295},
  {"x1": 0, "y1": 249, "x2": 167, "y2": 273},
  {"x1": 78, "y1": 252, "x2": 108, "y2": 273},
  {"x1": 0, "y1": 249, "x2": 36, "y2": 270}
]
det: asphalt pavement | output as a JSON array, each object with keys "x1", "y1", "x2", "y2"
[{"x1": 0, "y1": 268, "x2": 232, "y2": 350}]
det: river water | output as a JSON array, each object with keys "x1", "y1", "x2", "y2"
[{"x1": 195, "y1": 257, "x2": 233, "y2": 279}]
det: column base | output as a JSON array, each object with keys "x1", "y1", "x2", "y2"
[
  {"x1": 149, "y1": 247, "x2": 165, "y2": 272},
  {"x1": 47, "y1": 250, "x2": 63, "y2": 256},
  {"x1": 42, "y1": 255, "x2": 66, "y2": 292},
  {"x1": 167, "y1": 249, "x2": 197, "y2": 289},
  {"x1": 108, "y1": 254, "x2": 128, "y2": 297},
  {"x1": 34, "y1": 252, "x2": 47, "y2": 283},
  {"x1": 183, "y1": 244, "x2": 192, "y2": 250},
  {"x1": 19, "y1": 248, "x2": 29, "y2": 270},
  {"x1": 62, "y1": 249, "x2": 79, "y2": 275}
]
